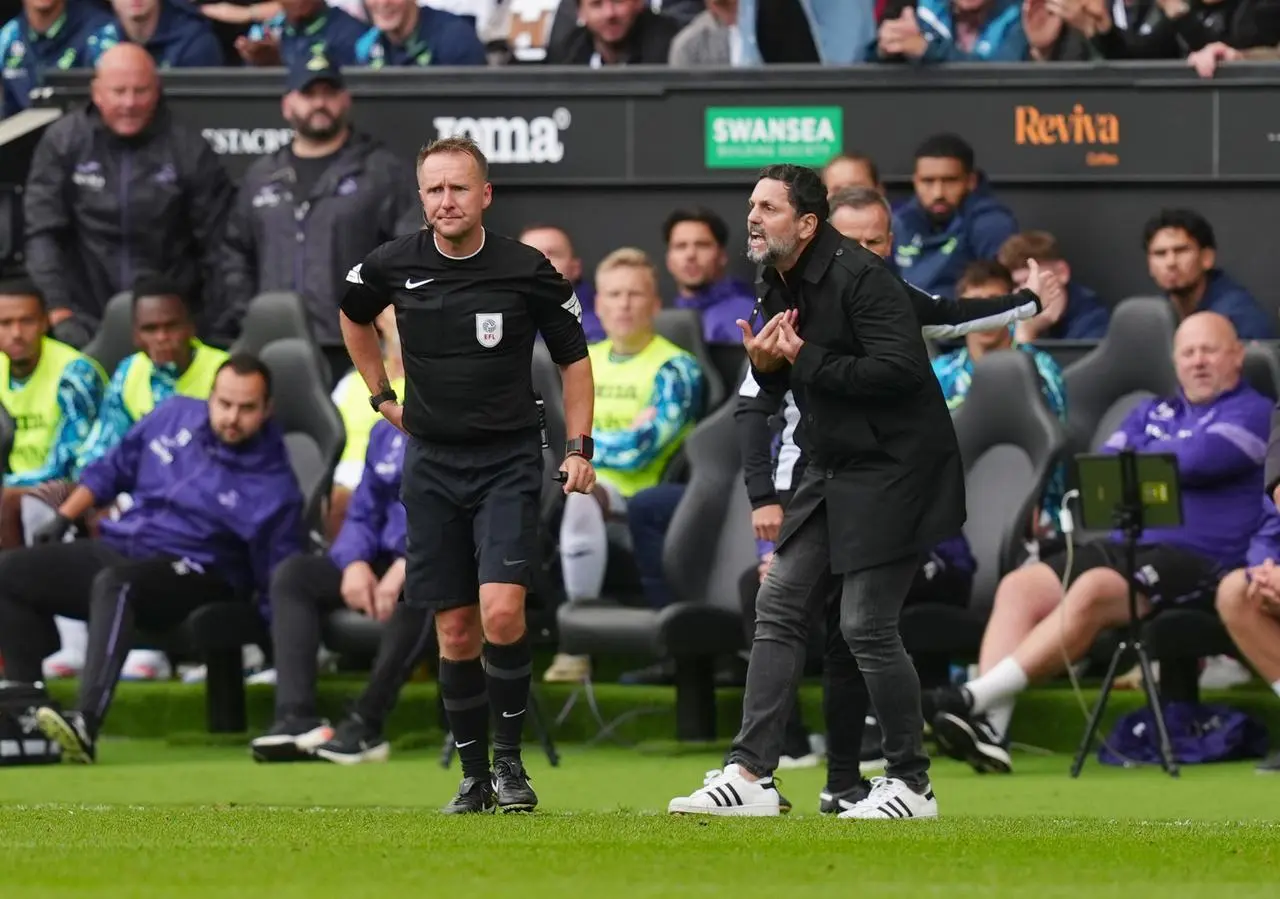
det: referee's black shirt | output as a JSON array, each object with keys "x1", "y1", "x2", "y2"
[{"x1": 340, "y1": 228, "x2": 589, "y2": 445}]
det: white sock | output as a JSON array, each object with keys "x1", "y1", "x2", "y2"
[
  {"x1": 985, "y1": 699, "x2": 1015, "y2": 741},
  {"x1": 1272, "y1": 679, "x2": 1280, "y2": 700},
  {"x1": 965, "y1": 658, "x2": 1029, "y2": 714},
  {"x1": 559, "y1": 492, "x2": 608, "y2": 601}
]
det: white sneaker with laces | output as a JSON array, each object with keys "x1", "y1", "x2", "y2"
[
  {"x1": 837, "y1": 776, "x2": 938, "y2": 820},
  {"x1": 667, "y1": 764, "x2": 782, "y2": 816}
]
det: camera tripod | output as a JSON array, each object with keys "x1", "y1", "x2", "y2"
[{"x1": 1070, "y1": 449, "x2": 1179, "y2": 778}]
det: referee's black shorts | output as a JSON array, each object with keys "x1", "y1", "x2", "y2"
[
  {"x1": 1041, "y1": 539, "x2": 1227, "y2": 612},
  {"x1": 401, "y1": 429, "x2": 543, "y2": 611}
]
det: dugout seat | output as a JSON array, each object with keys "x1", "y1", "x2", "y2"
[
  {"x1": 81, "y1": 291, "x2": 135, "y2": 377},
  {"x1": 1243, "y1": 341, "x2": 1280, "y2": 400},
  {"x1": 901, "y1": 349, "x2": 1066, "y2": 661},
  {"x1": 0, "y1": 401, "x2": 13, "y2": 476},
  {"x1": 1061, "y1": 297, "x2": 1179, "y2": 459},
  {"x1": 555, "y1": 397, "x2": 754, "y2": 741},
  {"x1": 531, "y1": 340, "x2": 568, "y2": 524},
  {"x1": 654, "y1": 308, "x2": 727, "y2": 415},
  {"x1": 260, "y1": 338, "x2": 346, "y2": 532},
  {"x1": 0, "y1": 402, "x2": 13, "y2": 530},
  {"x1": 231, "y1": 291, "x2": 331, "y2": 386}
]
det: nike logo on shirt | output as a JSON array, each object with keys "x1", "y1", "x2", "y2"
[{"x1": 406, "y1": 278, "x2": 434, "y2": 289}]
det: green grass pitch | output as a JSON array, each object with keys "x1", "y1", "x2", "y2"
[{"x1": 1, "y1": 740, "x2": 1276, "y2": 898}]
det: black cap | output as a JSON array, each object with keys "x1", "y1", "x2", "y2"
[{"x1": 286, "y1": 55, "x2": 344, "y2": 94}]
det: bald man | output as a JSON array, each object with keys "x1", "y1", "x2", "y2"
[
  {"x1": 926, "y1": 312, "x2": 1273, "y2": 775},
  {"x1": 24, "y1": 43, "x2": 234, "y2": 346}
]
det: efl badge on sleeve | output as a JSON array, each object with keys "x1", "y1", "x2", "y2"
[{"x1": 476, "y1": 313, "x2": 504, "y2": 348}]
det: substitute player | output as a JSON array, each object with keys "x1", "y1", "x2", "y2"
[{"x1": 338, "y1": 135, "x2": 596, "y2": 814}]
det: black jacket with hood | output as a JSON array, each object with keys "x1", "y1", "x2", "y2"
[
  {"x1": 23, "y1": 100, "x2": 234, "y2": 343},
  {"x1": 217, "y1": 130, "x2": 419, "y2": 346}
]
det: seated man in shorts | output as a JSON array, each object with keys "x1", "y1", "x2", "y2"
[
  {"x1": 1216, "y1": 496, "x2": 1280, "y2": 772},
  {"x1": 926, "y1": 311, "x2": 1270, "y2": 773}
]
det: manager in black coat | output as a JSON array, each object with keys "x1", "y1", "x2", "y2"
[{"x1": 669, "y1": 164, "x2": 964, "y2": 819}]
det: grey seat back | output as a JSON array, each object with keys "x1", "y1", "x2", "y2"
[
  {"x1": 531, "y1": 340, "x2": 568, "y2": 520},
  {"x1": 952, "y1": 349, "x2": 1067, "y2": 610},
  {"x1": 655, "y1": 308, "x2": 727, "y2": 415},
  {"x1": 81, "y1": 291, "x2": 135, "y2": 376},
  {"x1": 259, "y1": 338, "x2": 346, "y2": 529},
  {"x1": 231, "y1": 291, "x2": 331, "y2": 386},
  {"x1": 1062, "y1": 297, "x2": 1178, "y2": 457},
  {"x1": 1243, "y1": 342, "x2": 1280, "y2": 400},
  {"x1": 0, "y1": 400, "x2": 13, "y2": 476},
  {"x1": 662, "y1": 399, "x2": 757, "y2": 612}
]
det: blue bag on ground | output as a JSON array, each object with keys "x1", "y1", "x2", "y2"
[{"x1": 1099, "y1": 701, "x2": 1269, "y2": 766}]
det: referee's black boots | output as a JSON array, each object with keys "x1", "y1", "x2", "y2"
[
  {"x1": 492, "y1": 757, "x2": 538, "y2": 813},
  {"x1": 442, "y1": 775, "x2": 498, "y2": 814}
]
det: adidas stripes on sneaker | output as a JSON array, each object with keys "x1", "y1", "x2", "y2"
[
  {"x1": 837, "y1": 776, "x2": 938, "y2": 820},
  {"x1": 667, "y1": 764, "x2": 782, "y2": 816}
]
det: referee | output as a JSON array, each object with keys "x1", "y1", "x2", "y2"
[{"x1": 339, "y1": 135, "x2": 596, "y2": 814}]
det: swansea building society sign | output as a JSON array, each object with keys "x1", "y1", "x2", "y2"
[{"x1": 704, "y1": 106, "x2": 843, "y2": 169}]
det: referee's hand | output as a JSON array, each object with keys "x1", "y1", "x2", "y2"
[
  {"x1": 560, "y1": 454, "x2": 596, "y2": 495},
  {"x1": 380, "y1": 402, "x2": 406, "y2": 434}
]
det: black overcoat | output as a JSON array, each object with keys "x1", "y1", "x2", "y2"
[{"x1": 750, "y1": 223, "x2": 967, "y2": 574}]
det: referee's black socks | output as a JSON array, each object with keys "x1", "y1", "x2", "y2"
[
  {"x1": 439, "y1": 656, "x2": 491, "y2": 779},
  {"x1": 484, "y1": 637, "x2": 532, "y2": 761}
]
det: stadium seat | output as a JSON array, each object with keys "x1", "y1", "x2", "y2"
[
  {"x1": 531, "y1": 340, "x2": 569, "y2": 524},
  {"x1": 1060, "y1": 297, "x2": 1179, "y2": 458},
  {"x1": 1243, "y1": 341, "x2": 1280, "y2": 400},
  {"x1": 901, "y1": 349, "x2": 1066, "y2": 661},
  {"x1": 323, "y1": 607, "x2": 388, "y2": 658},
  {"x1": 707, "y1": 343, "x2": 746, "y2": 400},
  {"x1": 81, "y1": 291, "x2": 135, "y2": 377},
  {"x1": 0, "y1": 402, "x2": 13, "y2": 528},
  {"x1": 654, "y1": 308, "x2": 727, "y2": 414},
  {"x1": 1140, "y1": 608, "x2": 1241, "y2": 704},
  {"x1": 555, "y1": 397, "x2": 755, "y2": 741},
  {"x1": 173, "y1": 603, "x2": 269, "y2": 733},
  {"x1": 259, "y1": 338, "x2": 346, "y2": 532},
  {"x1": 231, "y1": 291, "x2": 331, "y2": 386},
  {"x1": 0, "y1": 401, "x2": 13, "y2": 475}
]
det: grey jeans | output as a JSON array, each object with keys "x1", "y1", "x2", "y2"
[{"x1": 729, "y1": 501, "x2": 931, "y2": 791}]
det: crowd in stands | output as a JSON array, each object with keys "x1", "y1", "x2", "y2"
[
  {"x1": 2, "y1": 1, "x2": 1280, "y2": 787},
  {"x1": 6, "y1": 0, "x2": 1280, "y2": 119}
]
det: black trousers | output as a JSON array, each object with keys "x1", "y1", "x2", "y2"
[
  {"x1": 269, "y1": 553, "x2": 435, "y2": 730},
  {"x1": 0, "y1": 541, "x2": 233, "y2": 734}
]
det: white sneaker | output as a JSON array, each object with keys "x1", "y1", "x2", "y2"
[
  {"x1": 42, "y1": 649, "x2": 84, "y2": 680},
  {"x1": 121, "y1": 649, "x2": 172, "y2": 681},
  {"x1": 778, "y1": 733, "x2": 826, "y2": 769},
  {"x1": 667, "y1": 764, "x2": 782, "y2": 816},
  {"x1": 837, "y1": 776, "x2": 938, "y2": 820}
]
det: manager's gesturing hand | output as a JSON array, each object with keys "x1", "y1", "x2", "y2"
[{"x1": 737, "y1": 310, "x2": 797, "y2": 373}]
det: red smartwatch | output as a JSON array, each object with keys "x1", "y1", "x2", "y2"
[{"x1": 566, "y1": 436, "x2": 594, "y2": 461}]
